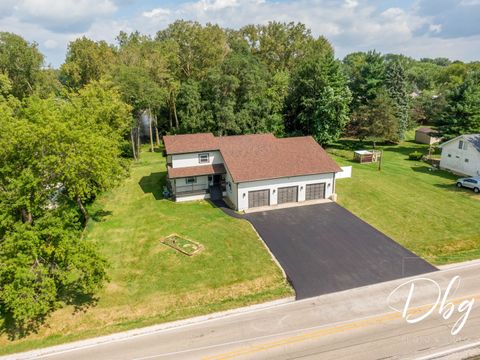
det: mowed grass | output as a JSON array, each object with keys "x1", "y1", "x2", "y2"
[
  {"x1": 329, "y1": 139, "x2": 480, "y2": 265},
  {"x1": 0, "y1": 149, "x2": 292, "y2": 355}
]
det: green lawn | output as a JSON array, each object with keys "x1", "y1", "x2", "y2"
[
  {"x1": 0, "y1": 149, "x2": 292, "y2": 355},
  {"x1": 329, "y1": 139, "x2": 480, "y2": 265}
]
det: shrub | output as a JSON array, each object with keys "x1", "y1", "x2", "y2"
[{"x1": 409, "y1": 151, "x2": 423, "y2": 161}]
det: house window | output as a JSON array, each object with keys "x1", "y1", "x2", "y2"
[
  {"x1": 186, "y1": 177, "x2": 196, "y2": 184},
  {"x1": 458, "y1": 140, "x2": 468, "y2": 150},
  {"x1": 465, "y1": 158, "x2": 469, "y2": 163},
  {"x1": 198, "y1": 153, "x2": 209, "y2": 164},
  {"x1": 448, "y1": 154, "x2": 452, "y2": 157}
]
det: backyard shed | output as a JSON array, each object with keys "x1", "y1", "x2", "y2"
[{"x1": 415, "y1": 127, "x2": 441, "y2": 145}]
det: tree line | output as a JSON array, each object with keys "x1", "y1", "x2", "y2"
[{"x1": 1, "y1": 21, "x2": 479, "y2": 335}]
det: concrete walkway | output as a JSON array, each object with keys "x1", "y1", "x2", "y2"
[{"x1": 243, "y1": 198, "x2": 332, "y2": 213}]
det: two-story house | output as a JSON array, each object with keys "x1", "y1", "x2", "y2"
[
  {"x1": 163, "y1": 133, "x2": 342, "y2": 211},
  {"x1": 439, "y1": 134, "x2": 480, "y2": 176}
]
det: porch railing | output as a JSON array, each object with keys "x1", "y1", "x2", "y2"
[{"x1": 175, "y1": 184, "x2": 209, "y2": 194}]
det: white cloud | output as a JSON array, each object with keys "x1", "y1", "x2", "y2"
[
  {"x1": 343, "y1": 0, "x2": 358, "y2": 9},
  {"x1": 16, "y1": 0, "x2": 117, "y2": 31},
  {"x1": 429, "y1": 24, "x2": 442, "y2": 33},
  {"x1": 191, "y1": 0, "x2": 241, "y2": 11},
  {"x1": 142, "y1": 8, "x2": 171, "y2": 19},
  {"x1": 0, "y1": 0, "x2": 479, "y2": 67}
]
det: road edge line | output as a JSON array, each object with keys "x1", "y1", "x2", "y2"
[{"x1": 1, "y1": 296, "x2": 295, "y2": 360}]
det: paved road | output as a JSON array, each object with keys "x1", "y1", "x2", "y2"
[
  {"x1": 9, "y1": 262, "x2": 480, "y2": 360},
  {"x1": 243, "y1": 202, "x2": 437, "y2": 299}
]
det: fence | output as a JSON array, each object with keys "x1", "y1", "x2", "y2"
[{"x1": 336, "y1": 166, "x2": 352, "y2": 179}]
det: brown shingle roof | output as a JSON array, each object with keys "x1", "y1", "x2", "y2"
[
  {"x1": 163, "y1": 133, "x2": 217, "y2": 154},
  {"x1": 167, "y1": 164, "x2": 226, "y2": 179},
  {"x1": 416, "y1": 127, "x2": 440, "y2": 136},
  {"x1": 218, "y1": 135, "x2": 341, "y2": 182},
  {"x1": 163, "y1": 133, "x2": 341, "y2": 183}
]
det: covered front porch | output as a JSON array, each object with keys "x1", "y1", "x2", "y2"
[{"x1": 167, "y1": 164, "x2": 227, "y2": 201}]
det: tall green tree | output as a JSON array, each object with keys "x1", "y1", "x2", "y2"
[
  {"x1": 438, "y1": 71, "x2": 480, "y2": 138},
  {"x1": 239, "y1": 21, "x2": 312, "y2": 72},
  {"x1": 0, "y1": 94, "x2": 122, "y2": 334},
  {"x1": 156, "y1": 21, "x2": 228, "y2": 81},
  {"x1": 0, "y1": 32, "x2": 44, "y2": 98},
  {"x1": 355, "y1": 90, "x2": 399, "y2": 145},
  {"x1": 285, "y1": 39, "x2": 351, "y2": 144},
  {"x1": 61, "y1": 37, "x2": 116, "y2": 89},
  {"x1": 386, "y1": 60, "x2": 410, "y2": 140},
  {"x1": 345, "y1": 51, "x2": 385, "y2": 112},
  {"x1": 0, "y1": 213, "x2": 107, "y2": 337},
  {"x1": 112, "y1": 66, "x2": 165, "y2": 157}
]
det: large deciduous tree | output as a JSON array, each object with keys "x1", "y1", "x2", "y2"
[
  {"x1": 61, "y1": 37, "x2": 116, "y2": 89},
  {"x1": 285, "y1": 39, "x2": 351, "y2": 144},
  {"x1": 156, "y1": 20, "x2": 229, "y2": 81},
  {"x1": 239, "y1": 21, "x2": 312, "y2": 72},
  {"x1": 0, "y1": 90, "x2": 129, "y2": 333},
  {"x1": 0, "y1": 32, "x2": 44, "y2": 98},
  {"x1": 0, "y1": 213, "x2": 107, "y2": 337}
]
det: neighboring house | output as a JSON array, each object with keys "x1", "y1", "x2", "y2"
[
  {"x1": 415, "y1": 127, "x2": 441, "y2": 145},
  {"x1": 163, "y1": 133, "x2": 342, "y2": 211},
  {"x1": 439, "y1": 134, "x2": 480, "y2": 176}
]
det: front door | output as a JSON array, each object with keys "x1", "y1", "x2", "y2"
[{"x1": 213, "y1": 174, "x2": 221, "y2": 185}]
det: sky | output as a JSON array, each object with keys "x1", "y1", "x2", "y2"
[{"x1": 0, "y1": 0, "x2": 479, "y2": 67}]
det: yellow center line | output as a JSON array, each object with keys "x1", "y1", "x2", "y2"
[{"x1": 202, "y1": 294, "x2": 479, "y2": 360}]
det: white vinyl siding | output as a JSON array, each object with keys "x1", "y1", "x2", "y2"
[
  {"x1": 171, "y1": 151, "x2": 224, "y2": 168},
  {"x1": 198, "y1": 153, "x2": 209, "y2": 164},
  {"x1": 440, "y1": 138, "x2": 480, "y2": 176}
]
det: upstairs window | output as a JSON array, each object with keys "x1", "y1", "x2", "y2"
[
  {"x1": 458, "y1": 140, "x2": 464, "y2": 149},
  {"x1": 198, "y1": 153, "x2": 209, "y2": 164}
]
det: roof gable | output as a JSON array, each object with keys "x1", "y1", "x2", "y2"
[{"x1": 439, "y1": 134, "x2": 480, "y2": 152}]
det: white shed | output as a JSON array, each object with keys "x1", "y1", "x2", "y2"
[{"x1": 439, "y1": 134, "x2": 480, "y2": 176}]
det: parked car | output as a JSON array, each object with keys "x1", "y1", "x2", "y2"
[{"x1": 456, "y1": 177, "x2": 480, "y2": 193}]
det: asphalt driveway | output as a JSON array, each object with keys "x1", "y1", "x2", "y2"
[{"x1": 242, "y1": 203, "x2": 437, "y2": 299}]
